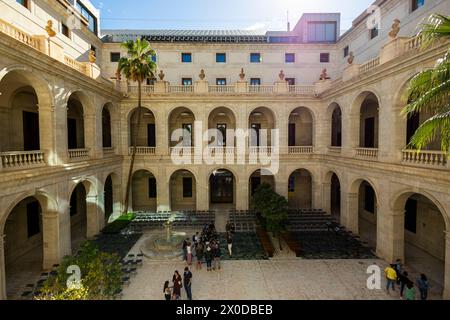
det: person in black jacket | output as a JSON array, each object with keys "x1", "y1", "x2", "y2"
[{"x1": 397, "y1": 271, "x2": 411, "y2": 298}]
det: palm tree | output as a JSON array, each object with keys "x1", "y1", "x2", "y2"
[
  {"x1": 402, "y1": 14, "x2": 450, "y2": 154},
  {"x1": 117, "y1": 38, "x2": 157, "y2": 214}
]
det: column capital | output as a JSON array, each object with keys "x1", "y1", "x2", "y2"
[
  {"x1": 41, "y1": 211, "x2": 59, "y2": 219},
  {"x1": 445, "y1": 231, "x2": 450, "y2": 240}
]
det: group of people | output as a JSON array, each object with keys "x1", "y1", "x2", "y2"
[
  {"x1": 384, "y1": 259, "x2": 430, "y2": 300},
  {"x1": 181, "y1": 222, "x2": 236, "y2": 272},
  {"x1": 164, "y1": 267, "x2": 193, "y2": 300}
]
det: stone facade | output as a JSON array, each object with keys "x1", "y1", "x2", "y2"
[{"x1": 0, "y1": 0, "x2": 449, "y2": 300}]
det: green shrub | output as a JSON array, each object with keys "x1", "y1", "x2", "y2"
[{"x1": 36, "y1": 242, "x2": 123, "y2": 300}]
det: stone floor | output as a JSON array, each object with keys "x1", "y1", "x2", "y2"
[{"x1": 122, "y1": 231, "x2": 443, "y2": 300}]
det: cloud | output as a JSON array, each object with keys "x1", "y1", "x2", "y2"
[{"x1": 244, "y1": 22, "x2": 268, "y2": 31}]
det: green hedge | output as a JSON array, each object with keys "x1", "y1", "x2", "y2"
[{"x1": 102, "y1": 213, "x2": 135, "y2": 234}]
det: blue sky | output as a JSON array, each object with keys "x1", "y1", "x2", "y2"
[{"x1": 91, "y1": 0, "x2": 374, "y2": 33}]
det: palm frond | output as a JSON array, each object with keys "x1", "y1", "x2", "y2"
[
  {"x1": 418, "y1": 14, "x2": 450, "y2": 49},
  {"x1": 408, "y1": 109, "x2": 450, "y2": 153}
]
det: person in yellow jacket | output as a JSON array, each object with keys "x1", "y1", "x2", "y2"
[{"x1": 385, "y1": 264, "x2": 398, "y2": 292}]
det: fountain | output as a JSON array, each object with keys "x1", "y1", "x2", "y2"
[{"x1": 139, "y1": 213, "x2": 187, "y2": 259}]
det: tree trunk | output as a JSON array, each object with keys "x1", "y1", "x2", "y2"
[
  {"x1": 123, "y1": 80, "x2": 142, "y2": 214},
  {"x1": 277, "y1": 232, "x2": 283, "y2": 251}
]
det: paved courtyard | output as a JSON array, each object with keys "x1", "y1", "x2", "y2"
[{"x1": 122, "y1": 258, "x2": 398, "y2": 300}]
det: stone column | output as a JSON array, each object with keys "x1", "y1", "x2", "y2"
[
  {"x1": 443, "y1": 232, "x2": 450, "y2": 300},
  {"x1": 342, "y1": 112, "x2": 358, "y2": 157},
  {"x1": 86, "y1": 195, "x2": 102, "y2": 238},
  {"x1": 275, "y1": 174, "x2": 288, "y2": 200},
  {"x1": 342, "y1": 192, "x2": 358, "y2": 233},
  {"x1": 157, "y1": 176, "x2": 171, "y2": 212},
  {"x1": 196, "y1": 167, "x2": 209, "y2": 211},
  {"x1": 57, "y1": 204, "x2": 72, "y2": 257},
  {"x1": 84, "y1": 111, "x2": 102, "y2": 159},
  {"x1": 0, "y1": 235, "x2": 6, "y2": 300},
  {"x1": 376, "y1": 208, "x2": 405, "y2": 263},
  {"x1": 315, "y1": 113, "x2": 329, "y2": 154},
  {"x1": 42, "y1": 211, "x2": 62, "y2": 269},
  {"x1": 312, "y1": 178, "x2": 322, "y2": 209},
  {"x1": 236, "y1": 176, "x2": 249, "y2": 210},
  {"x1": 37, "y1": 104, "x2": 57, "y2": 165},
  {"x1": 54, "y1": 102, "x2": 69, "y2": 164},
  {"x1": 156, "y1": 109, "x2": 169, "y2": 156},
  {"x1": 322, "y1": 182, "x2": 332, "y2": 214}
]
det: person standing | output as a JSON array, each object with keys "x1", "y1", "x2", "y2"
[
  {"x1": 405, "y1": 282, "x2": 416, "y2": 300},
  {"x1": 227, "y1": 233, "x2": 233, "y2": 258},
  {"x1": 183, "y1": 267, "x2": 193, "y2": 300},
  {"x1": 186, "y1": 241, "x2": 193, "y2": 266},
  {"x1": 172, "y1": 270, "x2": 182, "y2": 300},
  {"x1": 163, "y1": 281, "x2": 172, "y2": 301},
  {"x1": 398, "y1": 271, "x2": 411, "y2": 298},
  {"x1": 205, "y1": 245, "x2": 213, "y2": 272},
  {"x1": 182, "y1": 238, "x2": 189, "y2": 262},
  {"x1": 384, "y1": 264, "x2": 397, "y2": 293},
  {"x1": 213, "y1": 241, "x2": 221, "y2": 270},
  {"x1": 196, "y1": 242, "x2": 204, "y2": 270},
  {"x1": 416, "y1": 274, "x2": 429, "y2": 300}
]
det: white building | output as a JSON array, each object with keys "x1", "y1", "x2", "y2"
[{"x1": 0, "y1": 0, "x2": 449, "y2": 299}]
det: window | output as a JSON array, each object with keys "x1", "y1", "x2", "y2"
[
  {"x1": 182, "y1": 123, "x2": 193, "y2": 147},
  {"x1": 76, "y1": 2, "x2": 98, "y2": 34},
  {"x1": 250, "y1": 78, "x2": 261, "y2": 86},
  {"x1": 216, "y1": 78, "x2": 227, "y2": 85},
  {"x1": 412, "y1": 0, "x2": 425, "y2": 12},
  {"x1": 364, "y1": 185, "x2": 375, "y2": 213},
  {"x1": 405, "y1": 199, "x2": 417, "y2": 233},
  {"x1": 182, "y1": 78, "x2": 193, "y2": 86},
  {"x1": 148, "y1": 178, "x2": 157, "y2": 198},
  {"x1": 217, "y1": 124, "x2": 227, "y2": 146},
  {"x1": 183, "y1": 177, "x2": 193, "y2": 198},
  {"x1": 91, "y1": 45, "x2": 97, "y2": 55},
  {"x1": 320, "y1": 53, "x2": 330, "y2": 63},
  {"x1": 147, "y1": 123, "x2": 156, "y2": 147},
  {"x1": 27, "y1": 201, "x2": 40, "y2": 238},
  {"x1": 16, "y1": 0, "x2": 29, "y2": 9},
  {"x1": 61, "y1": 23, "x2": 70, "y2": 38},
  {"x1": 250, "y1": 53, "x2": 261, "y2": 63},
  {"x1": 181, "y1": 53, "x2": 192, "y2": 63},
  {"x1": 285, "y1": 53, "x2": 295, "y2": 63},
  {"x1": 288, "y1": 176, "x2": 295, "y2": 192},
  {"x1": 110, "y1": 52, "x2": 121, "y2": 62},
  {"x1": 286, "y1": 78, "x2": 296, "y2": 85},
  {"x1": 370, "y1": 27, "x2": 379, "y2": 39},
  {"x1": 343, "y1": 46, "x2": 349, "y2": 58},
  {"x1": 216, "y1": 53, "x2": 226, "y2": 63},
  {"x1": 146, "y1": 77, "x2": 157, "y2": 85},
  {"x1": 307, "y1": 22, "x2": 337, "y2": 42}
]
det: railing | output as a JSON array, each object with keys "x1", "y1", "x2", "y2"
[
  {"x1": 128, "y1": 147, "x2": 156, "y2": 155},
  {"x1": 359, "y1": 56, "x2": 380, "y2": 74},
  {"x1": 289, "y1": 85, "x2": 315, "y2": 95},
  {"x1": 169, "y1": 147, "x2": 194, "y2": 156},
  {"x1": 249, "y1": 85, "x2": 274, "y2": 94},
  {"x1": 287, "y1": 146, "x2": 314, "y2": 154},
  {"x1": 169, "y1": 85, "x2": 194, "y2": 93},
  {"x1": 103, "y1": 147, "x2": 115, "y2": 155},
  {"x1": 248, "y1": 146, "x2": 272, "y2": 155},
  {"x1": 0, "y1": 151, "x2": 45, "y2": 169},
  {"x1": 68, "y1": 148, "x2": 89, "y2": 160},
  {"x1": 355, "y1": 147, "x2": 378, "y2": 158},
  {"x1": 404, "y1": 36, "x2": 423, "y2": 52},
  {"x1": 128, "y1": 85, "x2": 154, "y2": 94},
  {"x1": 328, "y1": 146, "x2": 342, "y2": 154},
  {"x1": 0, "y1": 19, "x2": 42, "y2": 52},
  {"x1": 208, "y1": 85, "x2": 235, "y2": 94},
  {"x1": 206, "y1": 147, "x2": 236, "y2": 157},
  {"x1": 64, "y1": 55, "x2": 87, "y2": 75},
  {"x1": 402, "y1": 149, "x2": 448, "y2": 167}
]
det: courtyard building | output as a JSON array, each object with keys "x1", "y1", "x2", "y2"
[{"x1": 0, "y1": 0, "x2": 449, "y2": 299}]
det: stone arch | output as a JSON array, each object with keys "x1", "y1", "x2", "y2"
[
  {"x1": 128, "y1": 106, "x2": 157, "y2": 148},
  {"x1": 169, "y1": 169, "x2": 197, "y2": 211},
  {"x1": 287, "y1": 168, "x2": 314, "y2": 209},
  {"x1": 288, "y1": 107, "x2": 315, "y2": 146},
  {"x1": 131, "y1": 169, "x2": 158, "y2": 212},
  {"x1": 168, "y1": 107, "x2": 196, "y2": 147}
]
